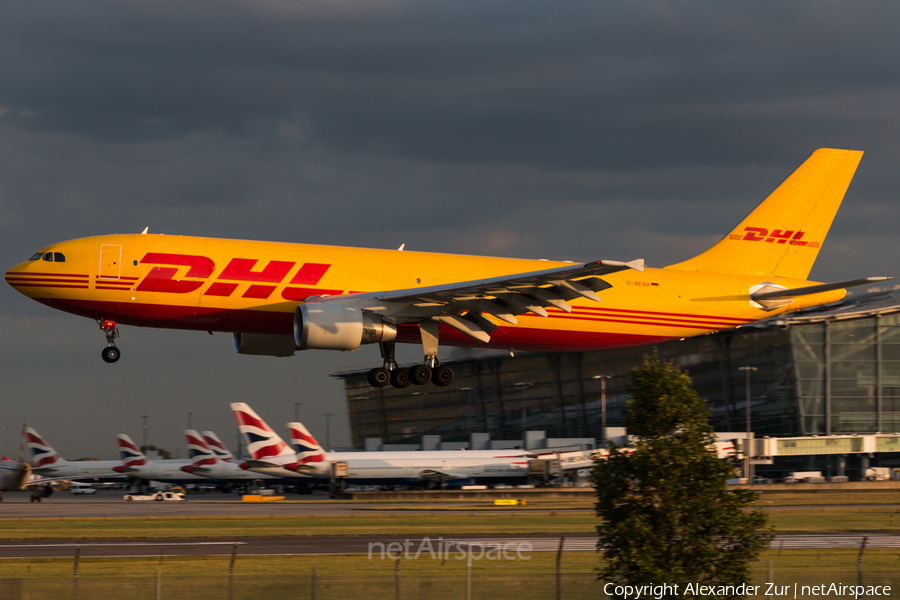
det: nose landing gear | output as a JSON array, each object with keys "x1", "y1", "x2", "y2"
[{"x1": 97, "y1": 319, "x2": 121, "y2": 363}]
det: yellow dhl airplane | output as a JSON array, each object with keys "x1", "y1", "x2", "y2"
[{"x1": 5, "y1": 148, "x2": 889, "y2": 388}]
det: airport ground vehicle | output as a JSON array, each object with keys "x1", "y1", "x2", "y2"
[
  {"x1": 863, "y1": 467, "x2": 893, "y2": 481},
  {"x1": 784, "y1": 471, "x2": 825, "y2": 483},
  {"x1": 123, "y1": 491, "x2": 185, "y2": 502},
  {"x1": 69, "y1": 485, "x2": 97, "y2": 495},
  {"x1": 5, "y1": 150, "x2": 885, "y2": 389}
]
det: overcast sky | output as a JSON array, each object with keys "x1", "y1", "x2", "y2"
[{"x1": 2, "y1": 1, "x2": 900, "y2": 459}]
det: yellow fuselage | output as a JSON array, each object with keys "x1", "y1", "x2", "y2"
[{"x1": 6, "y1": 234, "x2": 843, "y2": 351}]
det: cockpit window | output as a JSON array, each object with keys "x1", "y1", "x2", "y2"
[
  {"x1": 29, "y1": 253, "x2": 43, "y2": 261},
  {"x1": 54, "y1": 253, "x2": 65, "y2": 263},
  {"x1": 42, "y1": 252, "x2": 53, "y2": 262}
]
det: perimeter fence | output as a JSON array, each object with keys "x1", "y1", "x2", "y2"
[{"x1": 2, "y1": 542, "x2": 900, "y2": 599}]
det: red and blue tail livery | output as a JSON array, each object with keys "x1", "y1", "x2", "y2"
[
  {"x1": 23, "y1": 427, "x2": 64, "y2": 468},
  {"x1": 116, "y1": 434, "x2": 148, "y2": 468},
  {"x1": 185, "y1": 430, "x2": 218, "y2": 468},
  {"x1": 230, "y1": 402, "x2": 294, "y2": 462},
  {"x1": 287, "y1": 422, "x2": 327, "y2": 464},
  {"x1": 201, "y1": 431, "x2": 236, "y2": 462}
]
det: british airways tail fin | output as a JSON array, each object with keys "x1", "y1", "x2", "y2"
[
  {"x1": 286, "y1": 422, "x2": 328, "y2": 464},
  {"x1": 116, "y1": 434, "x2": 148, "y2": 467},
  {"x1": 230, "y1": 402, "x2": 295, "y2": 464},
  {"x1": 185, "y1": 430, "x2": 218, "y2": 468},
  {"x1": 23, "y1": 427, "x2": 67, "y2": 468},
  {"x1": 201, "y1": 431, "x2": 236, "y2": 462}
]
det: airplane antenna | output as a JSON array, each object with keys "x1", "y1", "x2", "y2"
[
  {"x1": 398, "y1": 243, "x2": 405, "y2": 251},
  {"x1": 141, "y1": 227, "x2": 149, "y2": 234}
]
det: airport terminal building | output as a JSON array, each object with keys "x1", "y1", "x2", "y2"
[{"x1": 335, "y1": 288, "x2": 900, "y2": 474}]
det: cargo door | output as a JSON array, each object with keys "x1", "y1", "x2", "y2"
[{"x1": 99, "y1": 244, "x2": 122, "y2": 280}]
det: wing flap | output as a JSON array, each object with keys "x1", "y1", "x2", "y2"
[{"x1": 310, "y1": 258, "x2": 643, "y2": 344}]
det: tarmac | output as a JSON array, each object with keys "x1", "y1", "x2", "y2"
[{"x1": 2, "y1": 535, "x2": 899, "y2": 559}]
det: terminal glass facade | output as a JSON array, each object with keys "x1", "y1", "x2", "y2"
[{"x1": 338, "y1": 309, "x2": 900, "y2": 449}]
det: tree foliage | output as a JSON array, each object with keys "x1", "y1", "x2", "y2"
[{"x1": 593, "y1": 353, "x2": 773, "y2": 598}]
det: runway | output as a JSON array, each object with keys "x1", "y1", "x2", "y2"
[
  {"x1": 0, "y1": 490, "x2": 593, "y2": 518},
  {"x1": 1, "y1": 534, "x2": 898, "y2": 559}
]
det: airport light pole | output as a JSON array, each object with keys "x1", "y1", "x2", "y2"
[
  {"x1": 514, "y1": 382, "x2": 534, "y2": 441},
  {"x1": 322, "y1": 413, "x2": 334, "y2": 449},
  {"x1": 738, "y1": 366, "x2": 758, "y2": 482},
  {"x1": 592, "y1": 375, "x2": 611, "y2": 444},
  {"x1": 140, "y1": 412, "x2": 149, "y2": 451}
]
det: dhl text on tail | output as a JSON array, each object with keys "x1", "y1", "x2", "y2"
[{"x1": 6, "y1": 148, "x2": 889, "y2": 388}]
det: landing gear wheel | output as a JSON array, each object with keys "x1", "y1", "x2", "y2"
[
  {"x1": 408, "y1": 364, "x2": 432, "y2": 385},
  {"x1": 102, "y1": 346, "x2": 121, "y2": 363},
  {"x1": 367, "y1": 367, "x2": 391, "y2": 387},
  {"x1": 390, "y1": 368, "x2": 411, "y2": 389},
  {"x1": 98, "y1": 319, "x2": 120, "y2": 364},
  {"x1": 432, "y1": 365, "x2": 454, "y2": 386}
]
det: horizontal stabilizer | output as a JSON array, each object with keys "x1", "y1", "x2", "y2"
[{"x1": 752, "y1": 277, "x2": 891, "y2": 300}]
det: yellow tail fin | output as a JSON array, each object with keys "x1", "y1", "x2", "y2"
[{"x1": 665, "y1": 148, "x2": 863, "y2": 279}]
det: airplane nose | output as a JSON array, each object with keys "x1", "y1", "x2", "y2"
[{"x1": 5, "y1": 263, "x2": 28, "y2": 288}]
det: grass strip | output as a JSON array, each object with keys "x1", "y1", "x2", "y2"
[
  {"x1": 0, "y1": 550, "x2": 898, "y2": 600},
  {"x1": 1, "y1": 507, "x2": 899, "y2": 541}
]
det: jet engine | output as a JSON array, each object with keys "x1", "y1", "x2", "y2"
[
  {"x1": 232, "y1": 333, "x2": 297, "y2": 357},
  {"x1": 294, "y1": 304, "x2": 397, "y2": 351}
]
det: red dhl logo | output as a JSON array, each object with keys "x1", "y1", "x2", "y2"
[
  {"x1": 729, "y1": 228, "x2": 820, "y2": 248},
  {"x1": 134, "y1": 253, "x2": 340, "y2": 300}
]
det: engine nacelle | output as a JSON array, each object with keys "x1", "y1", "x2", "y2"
[
  {"x1": 232, "y1": 333, "x2": 297, "y2": 357},
  {"x1": 294, "y1": 304, "x2": 396, "y2": 351}
]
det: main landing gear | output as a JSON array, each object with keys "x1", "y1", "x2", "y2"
[
  {"x1": 97, "y1": 319, "x2": 121, "y2": 363},
  {"x1": 366, "y1": 341, "x2": 454, "y2": 389}
]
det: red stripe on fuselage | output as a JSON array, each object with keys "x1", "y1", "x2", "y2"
[
  {"x1": 561, "y1": 305, "x2": 753, "y2": 324},
  {"x1": 6, "y1": 272, "x2": 89, "y2": 278},
  {"x1": 547, "y1": 313, "x2": 723, "y2": 331},
  {"x1": 9, "y1": 283, "x2": 89, "y2": 290},
  {"x1": 7, "y1": 277, "x2": 91, "y2": 284},
  {"x1": 553, "y1": 310, "x2": 749, "y2": 328}
]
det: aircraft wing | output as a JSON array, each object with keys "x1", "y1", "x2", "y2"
[{"x1": 308, "y1": 258, "x2": 644, "y2": 343}]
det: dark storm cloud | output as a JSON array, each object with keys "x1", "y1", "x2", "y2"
[
  {"x1": 3, "y1": 1, "x2": 900, "y2": 455},
  {"x1": 3, "y1": 2, "x2": 900, "y2": 167}
]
